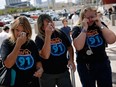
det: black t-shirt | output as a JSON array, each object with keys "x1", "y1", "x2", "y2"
[
  {"x1": 35, "y1": 30, "x2": 71, "y2": 74},
  {"x1": 72, "y1": 22, "x2": 108, "y2": 63},
  {"x1": 1, "y1": 39, "x2": 41, "y2": 86}
]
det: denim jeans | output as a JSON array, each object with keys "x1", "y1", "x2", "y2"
[{"x1": 77, "y1": 59, "x2": 112, "y2": 87}]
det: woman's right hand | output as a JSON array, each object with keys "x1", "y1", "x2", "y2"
[
  {"x1": 45, "y1": 22, "x2": 55, "y2": 37},
  {"x1": 82, "y1": 18, "x2": 88, "y2": 30},
  {"x1": 16, "y1": 32, "x2": 27, "y2": 47}
]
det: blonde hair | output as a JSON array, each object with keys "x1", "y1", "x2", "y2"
[
  {"x1": 10, "y1": 16, "x2": 32, "y2": 43},
  {"x1": 77, "y1": 6, "x2": 97, "y2": 26}
]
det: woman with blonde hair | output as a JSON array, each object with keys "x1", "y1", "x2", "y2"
[
  {"x1": 72, "y1": 6, "x2": 116, "y2": 87},
  {"x1": 1, "y1": 16, "x2": 43, "y2": 87}
]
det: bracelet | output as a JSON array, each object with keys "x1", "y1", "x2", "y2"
[{"x1": 81, "y1": 29, "x2": 87, "y2": 33}]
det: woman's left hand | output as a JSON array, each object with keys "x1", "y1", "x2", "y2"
[
  {"x1": 93, "y1": 15, "x2": 102, "y2": 27},
  {"x1": 33, "y1": 67, "x2": 43, "y2": 78},
  {"x1": 68, "y1": 60, "x2": 76, "y2": 72},
  {"x1": 34, "y1": 62, "x2": 43, "y2": 78}
]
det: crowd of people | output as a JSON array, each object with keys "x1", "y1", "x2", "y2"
[{"x1": 0, "y1": 5, "x2": 116, "y2": 87}]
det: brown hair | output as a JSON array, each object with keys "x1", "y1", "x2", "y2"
[
  {"x1": 62, "y1": 18, "x2": 68, "y2": 23},
  {"x1": 37, "y1": 14, "x2": 52, "y2": 40}
]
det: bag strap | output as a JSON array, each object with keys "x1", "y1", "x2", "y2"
[{"x1": 0, "y1": 58, "x2": 5, "y2": 70}]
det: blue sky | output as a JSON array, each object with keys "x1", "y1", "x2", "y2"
[{"x1": 0, "y1": 0, "x2": 75, "y2": 9}]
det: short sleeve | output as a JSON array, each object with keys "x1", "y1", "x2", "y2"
[
  {"x1": 101, "y1": 22, "x2": 108, "y2": 28},
  {"x1": 29, "y1": 40, "x2": 42, "y2": 61},
  {"x1": 35, "y1": 35, "x2": 44, "y2": 52},
  {"x1": 1, "y1": 39, "x2": 12, "y2": 61},
  {"x1": 72, "y1": 26, "x2": 81, "y2": 40}
]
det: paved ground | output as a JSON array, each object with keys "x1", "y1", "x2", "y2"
[{"x1": 105, "y1": 16, "x2": 116, "y2": 87}]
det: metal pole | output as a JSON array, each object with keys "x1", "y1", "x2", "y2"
[
  {"x1": 47, "y1": 0, "x2": 49, "y2": 9},
  {"x1": 52, "y1": 0, "x2": 55, "y2": 9}
]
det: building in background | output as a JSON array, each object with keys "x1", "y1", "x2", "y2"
[
  {"x1": 34, "y1": 0, "x2": 42, "y2": 6},
  {"x1": 5, "y1": 0, "x2": 31, "y2": 8},
  {"x1": 47, "y1": 0, "x2": 55, "y2": 9},
  {"x1": 5, "y1": 0, "x2": 21, "y2": 6},
  {"x1": 33, "y1": 0, "x2": 56, "y2": 9},
  {"x1": 75, "y1": 0, "x2": 101, "y2": 5},
  {"x1": 102, "y1": 0, "x2": 116, "y2": 4}
]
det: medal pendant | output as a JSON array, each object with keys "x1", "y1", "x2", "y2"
[{"x1": 86, "y1": 50, "x2": 93, "y2": 55}]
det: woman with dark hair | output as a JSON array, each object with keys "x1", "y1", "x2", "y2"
[{"x1": 35, "y1": 14, "x2": 76, "y2": 87}]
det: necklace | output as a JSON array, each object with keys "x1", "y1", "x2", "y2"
[{"x1": 86, "y1": 46, "x2": 93, "y2": 55}]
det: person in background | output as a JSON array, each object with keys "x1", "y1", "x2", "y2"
[
  {"x1": 61, "y1": 18, "x2": 72, "y2": 59},
  {"x1": 108, "y1": 7, "x2": 113, "y2": 20},
  {"x1": 71, "y1": 11, "x2": 79, "y2": 27},
  {"x1": 0, "y1": 26, "x2": 10, "y2": 55},
  {"x1": 35, "y1": 14, "x2": 76, "y2": 87},
  {"x1": 97, "y1": 11, "x2": 103, "y2": 21},
  {"x1": 1, "y1": 16, "x2": 43, "y2": 87},
  {"x1": 61, "y1": 18, "x2": 72, "y2": 43},
  {"x1": 72, "y1": 6, "x2": 116, "y2": 87}
]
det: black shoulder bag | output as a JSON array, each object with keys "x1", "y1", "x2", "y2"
[{"x1": 0, "y1": 58, "x2": 11, "y2": 86}]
